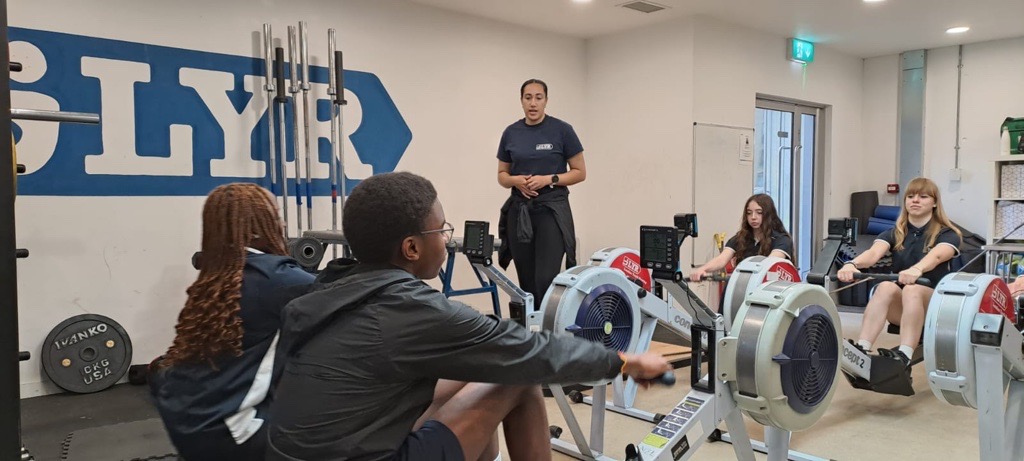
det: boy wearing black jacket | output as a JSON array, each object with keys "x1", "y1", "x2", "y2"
[{"x1": 267, "y1": 172, "x2": 671, "y2": 461}]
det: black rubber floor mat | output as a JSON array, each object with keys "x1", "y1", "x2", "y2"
[{"x1": 61, "y1": 418, "x2": 178, "y2": 461}]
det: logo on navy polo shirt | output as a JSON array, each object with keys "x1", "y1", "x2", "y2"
[{"x1": 535, "y1": 143, "x2": 553, "y2": 150}]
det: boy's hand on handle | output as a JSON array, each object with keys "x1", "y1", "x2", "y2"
[{"x1": 621, "y1": 352, "x2": 674, "y2": 389}]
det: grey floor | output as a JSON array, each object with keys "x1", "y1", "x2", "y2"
[
  {"x1": 18, "y1": 310, "x2": 986, "y2": 461},
  {"x1": 20, "y1": 384, "x2": 163, "y2": 461}
]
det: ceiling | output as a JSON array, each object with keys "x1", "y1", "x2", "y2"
[{"x1": 406, "y1": 0, "x2": 1024, "y2": 58}]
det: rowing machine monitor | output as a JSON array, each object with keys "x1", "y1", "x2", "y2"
[
  {"x1": 640, "y1": 226, "x2": 679, "y2": 277},
  {"x1": 827, "y1": 217, "x2": 858, "y2": 245},
  {"x1": 462, "y1": 221, "x2": 494, "y2": 265}
]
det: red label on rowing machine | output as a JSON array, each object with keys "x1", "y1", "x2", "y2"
[
  {"x1": 980, "y1": 278, "x2": 1016, "y2": 324},
  {"x1": 764, "y1": 261, "x2": 801, "y2": 283},
  {"x1": 609, "y1": 252, "x2": 653, "y2": 291}
]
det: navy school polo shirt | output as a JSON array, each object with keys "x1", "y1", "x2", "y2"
[
  {"x1": 725, "y1": 230, "x2": 794, "y2": 261},
  {"x1": 496, "y1": 115, "x2": 583, "y2": 176},
  {"x1": 876, "y1": 222, "x2": 961, "y2": 284}
]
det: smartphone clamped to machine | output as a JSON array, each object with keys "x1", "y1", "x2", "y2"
[{"x1": 674, "y1": 213, "x2": 698, "y2": 243}]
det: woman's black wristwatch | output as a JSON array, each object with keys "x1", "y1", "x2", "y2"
[{"x1": 550, "y1": 174, "x2": 560, "y2": 187}]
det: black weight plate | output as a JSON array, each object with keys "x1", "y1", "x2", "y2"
[{"x1": 42, "y1": 314, "x2": 133, "y2": 394}]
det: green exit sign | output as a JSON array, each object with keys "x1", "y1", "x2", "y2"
[{"x1": 787, "y1": 38, "x2": 815, "y2": 64}]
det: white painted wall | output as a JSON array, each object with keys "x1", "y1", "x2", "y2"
[
  {"x1": 579, "y1": 19, "x2": 695, "y2": 261},
  {"x1": 690, "y1": 17, "x2": 866, "y2": 225},
  {"x1": 11, "y1": 0, "x2": 586, "y2": 395},
  {"x1": 862, "y1": 54, "x2": 900, "y2": 206},
  {"x1": 924, "y1": 38, "x2": 1024, "y2": 238},
  {"x1": 580, "y1": 16, "x2": 865, "y2": 298},
  {"x1": 581, "y1": 16, "x2": 867, "y2": 265},
  {"x1": 863, "y1": 37, "x2": 1024, "y2": 238}
]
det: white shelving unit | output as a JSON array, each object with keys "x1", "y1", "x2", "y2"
[{"x1": 986, "y1": 156, "x2": 1024, "y2": 279}]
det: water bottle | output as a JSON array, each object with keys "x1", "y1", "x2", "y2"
[{"x1": 1003, "y1": 126, "x2": 1013, "y2": 156}]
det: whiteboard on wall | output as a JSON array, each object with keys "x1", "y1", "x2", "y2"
[{"x1": 690, "y1": 123, "x2": 755, "y2": 267}]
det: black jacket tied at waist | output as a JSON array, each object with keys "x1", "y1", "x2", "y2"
[{"x1": 498, "y1": 186, "x2": 577, "y2": 270}]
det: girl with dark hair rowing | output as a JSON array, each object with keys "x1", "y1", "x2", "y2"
[
  {"x1": 689, "y1": 193, "x2": 794, "y2": 282},
  {"x1": 150, "y1": 183, "x2": 314, "y2": 461}
]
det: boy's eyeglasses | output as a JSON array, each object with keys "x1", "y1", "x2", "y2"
[{"x1": 420, "y1": 221, "x2": 455, "y2": 242}]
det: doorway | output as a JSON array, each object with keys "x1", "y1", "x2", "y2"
[{"x1": 754, "y1": 99, "x2": 824, "y2": 276}]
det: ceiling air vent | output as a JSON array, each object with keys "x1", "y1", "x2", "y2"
[{"x1": 619, "y1": 1, "x2": 667, "y2": 13}]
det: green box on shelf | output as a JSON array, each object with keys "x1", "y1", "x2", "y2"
[{"x1": 1003, "y1": 117, "x2": 1024, "y2": 155}]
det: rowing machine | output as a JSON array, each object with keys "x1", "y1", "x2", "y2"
[
  {"x1": 625, "y1": 218, "x2": 840, "y2": 461},
  {"x1": 527, "y1": 214, "x2": 839, "y2": 460},
  {"x1": 924, "y1": 272, "x2": 1023, "y2": 461}
]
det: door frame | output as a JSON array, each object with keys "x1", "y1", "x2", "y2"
[{"x1": 755, "y1": 95, "x2": 829, "y2": 273}]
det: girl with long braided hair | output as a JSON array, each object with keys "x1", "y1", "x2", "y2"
[{"x1": 150, "y1": 183, "x2": 314, "y2": 461}]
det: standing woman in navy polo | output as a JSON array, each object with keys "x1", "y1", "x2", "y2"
[{"x1": 497, "y1": 79, "x2": 586, "y2": 313}]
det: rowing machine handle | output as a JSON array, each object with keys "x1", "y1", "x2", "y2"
[
  {"x1": 806, "y1": 273, "x2": 826, "y2": 286},
  {"x1": 852, "y1": 272, "x2": 931, "y2": 287},
  {"x1": 805, "y1": 272, "x2": 930, "y2": 287},
  {"x1": 683, "y1": 274, "x2": 729, "y2": 282}
]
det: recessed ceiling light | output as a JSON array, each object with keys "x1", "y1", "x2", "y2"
[
  {"x1": 573, "y1": 0, "x2": 593, "y2": 3},
  {"x1": 946, "y1": 26, "x2": 970, "y2": 34},
  {"x1": 863, "y1": 0, "x2": 885, "y2": 3}
]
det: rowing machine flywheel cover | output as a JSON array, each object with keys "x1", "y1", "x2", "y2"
[
  {"x1": 718, "y1": 281, "x2": 841, "y2": 431},
  {"x1": 539, "y1": 265, "x2": 642, "y2": 386},
  {"x1": 925, "y1": 273, "x2": 1014, "y2": 408}
]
